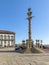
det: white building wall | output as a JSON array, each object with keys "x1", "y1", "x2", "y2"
[
  {"x1": 0, "y1": 41, "x2": 1, "y2": 45},
  {"x1": 10, "y1": 41, "x2": 12, "y2": 46},
  {"x1": 2, "y1": 41, "x2": 4, "y2": 47},
  {"x1": 0, "y1": 33, "x2": 15, "y2": 47},
  {"x1": 6, "y1": 41, "x2": 8, "y2": 46}
]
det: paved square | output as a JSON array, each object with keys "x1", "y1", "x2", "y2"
[{"x1": 0, "y1": 48, "x2": 49, "y2": 65}]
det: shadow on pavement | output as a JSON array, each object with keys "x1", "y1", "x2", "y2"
[{"x1": 0, "y1": 50, "x2": 16, "y2": 53}]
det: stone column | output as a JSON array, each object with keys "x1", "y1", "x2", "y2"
[
  {"x1": 22, "y1": 40, "x2": 25, "y2": 47},
  {"x1": 36, "y1": 40, "x2": 40, "y2": 48},
  {"x1": 40, "y1": 40, "x2": 43, "y2": 48},
  {"x1": 38, "y1": 40, "x2": 40, "y2": 48},
  {"x1": 27, "y1": 8, "x2": 32, "y2": 48},
  {"x1": 26, "y1": 39, "x2": 28, "y2": 48},
  {"x1": 36, "y1": 40, "x2": 38, "y2": 47},
  {"x1": 32, "y1": 40, "x2": 34, "y2": 47}
]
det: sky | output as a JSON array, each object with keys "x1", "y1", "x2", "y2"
[{"x1": 0, "y1": 0, "x2": 49, "y2": 44}]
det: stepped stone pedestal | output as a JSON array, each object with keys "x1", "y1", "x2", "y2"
[{"x1": 24, "y1": 39, "x2": 32, "y2": 53}]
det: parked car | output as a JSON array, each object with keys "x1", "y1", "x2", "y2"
[{"x1": 43, "y1": 46, "x2": 49, "y2": 49}]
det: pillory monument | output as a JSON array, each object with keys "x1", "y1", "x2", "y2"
[
  {"x1": 24, "y1": 8, "x2": 45, "y2": 53},
  {"x1": 25, "y1": 8, "x2": 34, "y2": 53},
  {"x1": 27, "y1": 8, "x2": 32, "y2": 49},
  {"x1": 15, "y1": 8, "x2": 45, "y2": 53}
]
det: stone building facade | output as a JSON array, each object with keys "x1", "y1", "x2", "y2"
[{"x1": 0, "y1": 30, "x2": 15, "y2": 47}]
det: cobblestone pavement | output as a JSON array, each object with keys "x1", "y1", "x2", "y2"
[{"x1": 0, "y1": 48, "x2": 49, "y2": 65}]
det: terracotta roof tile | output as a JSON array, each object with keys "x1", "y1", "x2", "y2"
[{"x1": 0, "y1": 30, "x2": 15, "y2": 34}]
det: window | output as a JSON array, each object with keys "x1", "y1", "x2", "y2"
[
  {"x1": 11, "y1": 40, "x2": 14, "y2": 46},
  {"x1": 6, "y1": 36, "x2": 8, "y2": 39},
  {"x1": 1, "y1": 35, "x2": 3, "y2": 40},
  {"x1": 8, "y1": 35, "x2": 10, "y2": 40},
  {"x1": 4, "y1": 40, "x2": 6, "y2": 44},
  {"x1": 4, "y1": 35, "x2": 6, "y2": 40},
  {"x1": 0, "y1": 35, "x2": 1, "y2": 39},
  {"x1": 4, "y1": 41, "x2": 6, "y2": 47},
  {"x1": 11, "y1": 36, "x2": 14, "y2": 40}
]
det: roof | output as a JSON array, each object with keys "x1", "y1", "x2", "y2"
[{"x1": 0, "y1": 30, "x2": 15, "y2": 34}]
